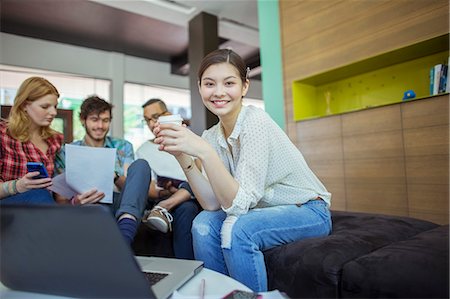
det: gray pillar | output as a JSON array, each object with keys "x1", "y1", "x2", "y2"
[{"x1": 188, "y1": 12, "x2": 219, "y2": 135}]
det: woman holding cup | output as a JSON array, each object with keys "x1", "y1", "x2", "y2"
[{"x1": 153, "y1": 49, "x2": 332, "y2": 292}]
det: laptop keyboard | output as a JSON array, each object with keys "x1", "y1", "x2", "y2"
[{"x1": 143, "y1": 272, "x2": 169, "y2": 286}]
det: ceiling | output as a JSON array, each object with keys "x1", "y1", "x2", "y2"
[{"x1": 0, "y1": 0, "x2": 260, "y2": 78}]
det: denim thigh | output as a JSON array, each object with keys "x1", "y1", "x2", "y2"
[{"x1": 0, "y1": 189, "x2": 55, "y2": 205}]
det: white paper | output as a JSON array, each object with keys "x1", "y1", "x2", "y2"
[
  {"x1": 48, "y1": 173, "x2": 77, "y2": 199},
  {"x1": 137, "y1": 141, "x2": 186, "y2": 181},
  {"x1": 65, "y1": 144, "x2": 116, "y2": 204}
]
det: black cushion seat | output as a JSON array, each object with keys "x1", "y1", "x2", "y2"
[
  {"x1": 264, "y1": 211, "x2": 439, "y2": 298},
  {"x1": 341, "y1": 225, "x2": 449, "y2": 298}
]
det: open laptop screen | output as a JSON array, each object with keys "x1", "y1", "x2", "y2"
[{"x1": 0, "y1": 205, "x2": 155, "y2": 298}]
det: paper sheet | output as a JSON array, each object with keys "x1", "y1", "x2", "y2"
[
  {"x1": 64, "y1": 144, "x2": 116, "y2": 204},
  {"x1": 48, "y1": 173, "x2": 77, "y2": 199},
  {"x1": 139, "y1": 141, "x2": 186, "y2": 181}
]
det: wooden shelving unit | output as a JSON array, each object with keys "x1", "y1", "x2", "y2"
[{"x1": 292, "y1": 35, "x2": 449, "y2": 121}]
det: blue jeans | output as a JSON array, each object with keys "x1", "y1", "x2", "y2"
[
  {"x1": 191, "y1": 200, "x2": 332, "y2": 292},
  {"x1": 171, "y1": 199, "x2": 200, "y2": 259},
  {"x1": 0, "y1": 189, "x2": 55, "y2": 205},
  {"x1": 109, "y1": 159, "x2": 151, "y2": 220}
]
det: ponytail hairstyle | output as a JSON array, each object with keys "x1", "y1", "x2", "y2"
[{"x1": 8, "y1": 77, "x2": 60, "y2": 142}]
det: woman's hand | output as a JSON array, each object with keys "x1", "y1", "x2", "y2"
[
  {"x1": 72, "y1": 188, "x2": 105, "y2": 205},
  {"x1": 16, "y1": 172, "x2": 53, "y2": 193},
  {"x1": 153, "y1": 123, "x2": 208, "y2": 158}
]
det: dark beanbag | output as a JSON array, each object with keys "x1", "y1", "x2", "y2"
[{"x1": 341, "y1": 225, "x2": 449, "y2": 298}]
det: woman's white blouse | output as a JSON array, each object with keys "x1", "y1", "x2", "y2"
[{"x1": 201, "y1": 105, "x2": 331, "y2": 216}]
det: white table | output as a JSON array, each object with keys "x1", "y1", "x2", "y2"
[
  {"x1": 174, "y1": 268, "x2": 251, "y2": 298},
  {"x1": 0, "y1": 268, "x2": 251, "y2": 299}
]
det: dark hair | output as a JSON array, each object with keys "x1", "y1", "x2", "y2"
[
  {"x1": 142, "y1": 98, "x2": 168, "y2": 111},
  {"x1": 197, "y1": 49, "x2": 248, "y2": 84},
  {"x1": 79, "y1": 95, "x2": 113, "y2": 120}
]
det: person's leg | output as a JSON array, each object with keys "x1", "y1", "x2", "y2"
[
  {"x1": 223, "y1": 200, "x2": 332, "y2": 292},
  {"x1": 0, "y1": 189, "x2": 55, "y2": 205},
  {"x1": 145, "y1": 187, "x2": 194, "y2": 233},
  {"x1": 113, "y1": 159, "x2": 151, "y2": 244},
  {"x1": 171, "y1": 200, "x2": 200, "y2": 259},
  {"x1": 114, "y1": 159, "x2": 151, "y2": 220},
  {"x1": 191, "y1": 210, "x2": 228, "y2": 274}
]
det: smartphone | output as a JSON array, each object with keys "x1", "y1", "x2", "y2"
[
  {"x1": 222, "y1": 290, "x2": 262, "y2": 299},
  {"x1": 26, "y1": 162, "x2": 49, "y2": 179}
]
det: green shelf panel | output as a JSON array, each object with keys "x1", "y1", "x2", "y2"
[{"x1": 293, "y1": 35, "x2": 449, "y2": 121}]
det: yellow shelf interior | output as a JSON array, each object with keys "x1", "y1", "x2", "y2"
[{"x1": 293, "y1": 35, "x2": 449, "y2": 121}]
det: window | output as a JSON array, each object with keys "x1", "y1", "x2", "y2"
[
  {"x1": 0, "y1": 65, "x2": 110, "y2": 141},
  {"x1": 123, "y1": 82, "x2": 191, "y2": 151}
]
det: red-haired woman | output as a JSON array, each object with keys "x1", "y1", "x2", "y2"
[{"x1": 0, "y1": 77, "x2": 63, "y2": 205}]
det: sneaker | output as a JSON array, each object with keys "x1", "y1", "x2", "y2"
[{"x1": 143, "y1": 206, "x2": 173, "y2": 233}]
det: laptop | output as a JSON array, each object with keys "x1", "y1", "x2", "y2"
[{"x1": 0, "y1": 205, "x2": 203, "y2": 299}]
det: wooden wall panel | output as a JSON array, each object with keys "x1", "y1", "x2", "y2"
[
  {"x1": 280, "y1": 0, "x2": 449, "y2": 143},
  {"x1": 346, "y1": 182, "x2": 408, "y2": 217},
  {"x1": 280, "y1": 0, "x2": 449, "y2": 223},
  {"x1": 308, "y1": 160, "x2": 346, "y2": 212},
  {"x1": 343, "y1": 131, "x2": 404, "y2": 160},
  {"x1": 403, "y1": 126, "x2": 449, "y2": 156},
  {"x1": 405, "y1": 155, "x2": 449, "y2": 185},
  {"x1": 402, "y1": 96, "x2": 449, "y2": 129},
  {"x1": 342, "y1": 104, "x2": 407, "y2": 215},
  {"x1": 345, "y1": 157, "x2": 408, "y2": 216},
  {"x1": 280, "y1": 0, "x2": 449, "y2": 82},
  {"x1": 344, "y1": 158, "x2": 406, "y2": 185},
  {"x1": 298, "y1": 137, "x2": 343, "y2": 162},
  {"x1": 408, "y1": 184, "x2": 449, "y2": 225},
  {"x1": 402, "y1": 95, "x2": 449, "y2": 224},
  {"x1": 293, "y1": 96, "x2": 449, "y2": 223},
  {"x1": 342, "y1": 105, "x2": 402, "y2": 136},
  {"x1": 296, "y1": 115, "x2": 346, "y2": 212},
  {"x1": 296, "y1": 114, "x2": 342, "y2": 140}
]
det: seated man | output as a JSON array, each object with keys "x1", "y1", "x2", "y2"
[
  {"x1": 137, "y1": 98, "x2": 200, "y2": 260},
  {"x1": 55, "y1": 96, "x2": 151, "y2": 245}
]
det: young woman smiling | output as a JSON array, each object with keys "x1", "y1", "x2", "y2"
[{"x1": 153, "y1": 49, "x2": 332, "y2": 292}]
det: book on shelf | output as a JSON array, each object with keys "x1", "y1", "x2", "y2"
[
  {"x1": 439, "y1": 64, "x2": 448, "y2": 93},
  {"x1": 430, "y1": 62, "x2": 448, "y2": 95},
  {"x1": 447, "y1": 57, "x2": 450, "y2": 93}
]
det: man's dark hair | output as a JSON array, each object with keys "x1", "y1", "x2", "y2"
[
  {"x1": 79, "y1": 95, "x2": 113, "y2": 120},
  {"x1": 142, "y1": 98, "x2": 168, "y2": 111}
]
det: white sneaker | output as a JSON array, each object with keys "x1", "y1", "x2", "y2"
[{"x1": 143, "y1": 206, "x2": 173, "y2": 233}]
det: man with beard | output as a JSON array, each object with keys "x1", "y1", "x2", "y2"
[{"x1": 55, "y1": 96, "x2": 151, "y2": 245}]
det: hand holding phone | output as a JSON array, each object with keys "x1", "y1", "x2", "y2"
[{"x1": 26, "y1": 162, "x2": 49, "y2": 179}]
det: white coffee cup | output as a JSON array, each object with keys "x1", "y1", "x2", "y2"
[{"x1": 158, "y1": 114, "x2": 183, "y2": 126}]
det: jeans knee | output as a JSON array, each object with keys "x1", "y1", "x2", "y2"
[
  {"x1": 129, "y1": 159, "x2": 151, "y2": 177},
  {"x1": 228, "y1": 220, "x2": 254, "y2": 245},
  {"x1": 192, "y1": 212, "x2": 213, "y2": 238}
]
